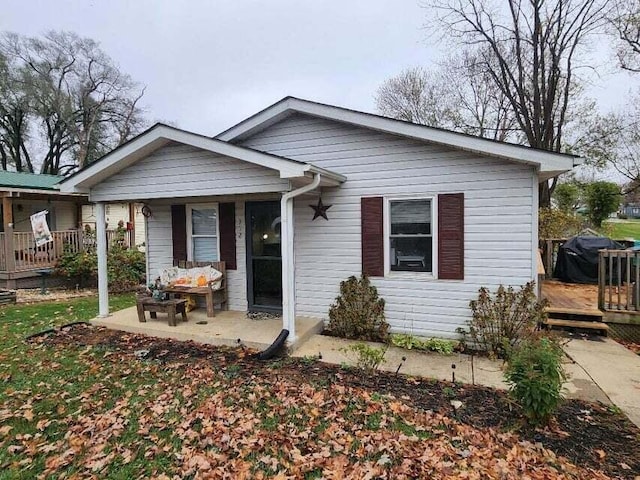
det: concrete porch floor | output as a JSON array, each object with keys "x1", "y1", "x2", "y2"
[{"x1": 91, "y1": 306, "x2": 324, "y2": 350}]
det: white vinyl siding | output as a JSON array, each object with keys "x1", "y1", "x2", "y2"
[
  {"x1": 241, "y1": 113, "x2": 536, "y2": 339},
  {"x1": 144, "y1": 198, "x2": 249, "y2": 312},
  {"x1": 145, "y1": 203, "x2": 173, "y2": 284},
  {"x1": 89, "y1": 143, "x2": 289, "y2": 202}
]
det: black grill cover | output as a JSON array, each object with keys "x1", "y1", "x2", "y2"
[{"x1": 553, "y1": 236, "x2": 624, "y2": 284}]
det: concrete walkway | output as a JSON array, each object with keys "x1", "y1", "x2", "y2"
[
  {"x1": 292, "y1": 335, "x2": 610, "y2": 405},
  {"x1": 563, "y1": 336, "x2": 640, "y2": 427}
]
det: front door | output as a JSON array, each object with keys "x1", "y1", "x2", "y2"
[{"x1": 246, "y1": 201, "x2": 282, "y2": 312}]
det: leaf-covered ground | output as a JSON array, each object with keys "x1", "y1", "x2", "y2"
[{"x1": 1, "y1": 297, "x2": 639, "y2": 479}]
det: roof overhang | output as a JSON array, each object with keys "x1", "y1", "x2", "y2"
[
  {"x1": 58, "y1": 123, "x2": 345, "y2": 194},
  {"x1": 217, "y1": 97, "x2": 582, "y2": 175}
]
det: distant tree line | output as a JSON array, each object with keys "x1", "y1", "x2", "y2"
[{"x1": 0, "y1": 31, "x2": 147, "y2": 175}]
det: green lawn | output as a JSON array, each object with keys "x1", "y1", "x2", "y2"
[
  {"x1": 604, "y1": 219, "x2": 640, "y2": 240},
  {"x1": 0, "y1": 296, "x2": 618, "y2": 479}
]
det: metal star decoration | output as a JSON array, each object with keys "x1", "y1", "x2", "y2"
[{"x1": 310, "y1": 197, "x2": 332, "y2": 221}]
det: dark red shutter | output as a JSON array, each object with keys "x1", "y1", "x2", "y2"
[
  {"x1": 218, "y1": 202, "x2": 236, "y2": 270},
  {"x1": 361, "y1": 197, "x2": 384, "y2": 277},
  {"x1": 438, "y1": 193, "x2": 464, "y2": 280},
  {"x1": 171, "y1": 205, "x2": 187, "y2": 264}
]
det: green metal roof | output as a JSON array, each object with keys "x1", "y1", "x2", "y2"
[{"x1": 0, "y1": 171, "x2": 64, "y2": 191}]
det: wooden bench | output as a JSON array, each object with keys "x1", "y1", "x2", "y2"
[
  {"x1": 137, "y1": 297, "x2": 188, "y2": 326},
  {"x1": 162, "y1": 261, "x2": 228, "y2": 317}
]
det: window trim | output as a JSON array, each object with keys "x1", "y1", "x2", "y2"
[
  {"x1": 384, "y1": 195, "x2": 438, "y2": 277},
  {"x1": 186, "y1": 203, "x2": 220, "y2": 262}
]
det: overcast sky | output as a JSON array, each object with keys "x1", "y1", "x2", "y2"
[{"x1": 2, "y1": 0, "x2": 638, "y2": 137}]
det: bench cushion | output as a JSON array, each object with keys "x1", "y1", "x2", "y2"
[{"x1": 159, "y1": 265, "x2": 223, "y2": 289}]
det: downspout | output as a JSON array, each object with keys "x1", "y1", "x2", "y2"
[{"x1": 281, "y1": 173, "x2": 322, "y2": 342}]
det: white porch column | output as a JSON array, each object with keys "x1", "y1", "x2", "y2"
[{"x1": 96, "y1": 202, "x2": 109, "y2": 317}]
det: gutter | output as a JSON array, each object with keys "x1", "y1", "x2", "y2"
[{"x1": 280, "y1": 174, "x2": 322, "y2": 341}]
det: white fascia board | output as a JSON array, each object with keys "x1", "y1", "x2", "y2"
[
  {"x1": 3, "y1": 186, "x2": 86, "y2": 197},
  {"x1": 218, "y1": 98, "x2": 580, "y2": 174},
  {"x1": 216, "y1": 100, "x2": 292, "y2": 142},
  {"x1": 59, "y1": 130, "x2": 170, "y2": 193},
  {"x1": 58, "y1": 124, "x2": 344, "y2": 193}
]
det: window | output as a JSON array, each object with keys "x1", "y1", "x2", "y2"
[
  {"x1": 187, "y1": 204, "x2": 219, "y2": 262},
  {"x1": 389, "y1": 199, "x2": 432, "y2": 272}
]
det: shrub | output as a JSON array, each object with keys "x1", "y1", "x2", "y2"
[
  {"x1": 107, "y1": 244, "x2": 146, "y2": 293},
  {"x1": 57, "y1": 245, "x2": 98, "y2": 287},
  {"x1": 340, "y1": 342, "x2": 387, "y2": 373},
  {"x1": 57, "y1": 242, "x2": 146, "y2": 293},
  {"x1": 464, "y1": 282, "x2": 547, "y2": 359},
  {"x1": 328, "y1": 275, "x2": 389, "y2": 342},
  {"x1": 390, "y1": 334, "x2": 456, "y2": 355},
  {"x1": 538, "y1": 207, "x2": 582, "y2": 239},
  {"x1": 504, "y1": 337, "x2": 566, "y2": 426}
]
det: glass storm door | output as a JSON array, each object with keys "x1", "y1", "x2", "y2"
[{"x1": 246, "y1": 201, "x2": 282, "y2": 312}]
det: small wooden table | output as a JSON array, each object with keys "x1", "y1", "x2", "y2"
[{"x1": 136, "y1": 297, "x2": 188, "y2": 327}]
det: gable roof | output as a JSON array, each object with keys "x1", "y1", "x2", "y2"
[
  {"x1": 0, "y1": 171, "x2": 64, "y2": 191},
  {"x1": 58, "y1": 123, "x2": 345, "y2": 193},
  {"x1": 216, "y1": 96, "x2": 581, "y2": 177}
]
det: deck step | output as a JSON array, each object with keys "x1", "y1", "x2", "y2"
[
  {"x1": 544, "y1": 318, "x2": 609, "y2": 335},
  {"x1": 545, "y1": 306, "x2": 604, "y2": 318}
]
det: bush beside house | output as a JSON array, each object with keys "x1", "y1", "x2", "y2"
[{"x1": 57, "y1": 226, "x2": 145, "y2": 292}]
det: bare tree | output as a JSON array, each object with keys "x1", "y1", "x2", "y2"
[
  {"x1": 376, "y1": 66, "x2": 451, "y2": 125},
  {"x1": 609, "y1": 0, "x2": 640, "y2": 72},
  {"x1": 0, "y1": 50, "x2": 33, "y2": 172},
  {"x1": 425, "y1": 0, "x2": 609, "y2": 206},
  {"x1": 0, "y1": 31, "x2": 146, "y2": 174},
  {"x1": 376, "y1": 49, "x2": 518, "y2": 142},
  {"x1": 600, "y1": 96, "x2": 640, "y2": 186}
]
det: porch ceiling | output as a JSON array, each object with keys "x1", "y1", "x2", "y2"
[{"x1": 58, "y1": 124, "x2": 345, "y2": 195}]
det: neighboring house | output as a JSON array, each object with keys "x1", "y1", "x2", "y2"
[
  {"x1": 0, "y1": 171, "x2": 87, "y2": 288},
  {"x1": 81, "y1": 203, "x2": 146, "y2": 249},
  {"x1": 620, "y1": 203, "x2": 640, "y2": 219},
  {"x1": 58, "y1": 97, "x2": 579, "y2": 340}
]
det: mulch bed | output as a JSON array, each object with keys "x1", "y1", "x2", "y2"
[
  {"x1": 618, "y1": 338, "x2": 640, "y2": 355},
  {"x1": 31, "y1": 324, "x2": 640, "y2": 479}
]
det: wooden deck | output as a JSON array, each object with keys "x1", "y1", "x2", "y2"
[
  {"x1": 541, "y1": 280, "x2": 601, "y2": 315},
  {"x1": 541, "y1": 280, "x2": 609, "y2": 334}
]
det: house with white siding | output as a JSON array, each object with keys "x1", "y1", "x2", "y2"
[{"x1": 58, "y1": 97, "x2": 579, "y2": 341}]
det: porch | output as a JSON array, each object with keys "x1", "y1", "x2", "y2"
[
  {"x1": 91, "y1": 306, "x2": 324, "y2": 351},
  {"x1": 0, "y1": 229, "x2": 134, "y2": 282}
]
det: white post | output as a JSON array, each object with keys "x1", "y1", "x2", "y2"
[
  {"x1": 96, "y1": 202, "x2": 109, "y2": 317},
  {"x1": 280, "y1": 174, "x2": 322, "y2": 343}
]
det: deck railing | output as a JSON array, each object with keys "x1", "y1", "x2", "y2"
[
  {"x1": 13, "y1": 230, "x2": 83, "y2": 272},
  {"x1": 0, "y1": 233, "x2": 5, "y2": 271},
  {"x1": 540, "y1": 239, "x2": 566, "y2": 277},
  {"x1": 542, "y1": 239, "x2": 635, "y2": 280},
  {"x1": 598, "y1": 249, "x2": 640, "y2": 312},
  {"x1": 0, "y1": 228, "x2": 134, "y2": 273}
]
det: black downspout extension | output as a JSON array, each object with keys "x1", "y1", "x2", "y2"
[{"x1": 255, "y1": 329, "x2": 289, "y2": 360}]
